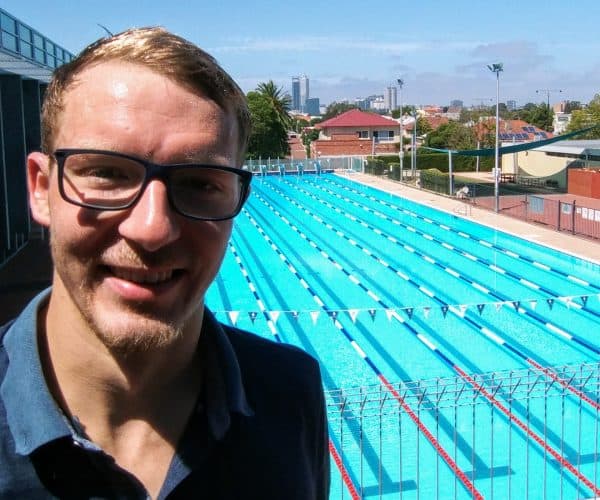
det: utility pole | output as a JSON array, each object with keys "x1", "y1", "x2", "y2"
[
  {"x1": 536, "y1": 89, "x2": 562, "y2": 131},
  {"x1": 488, "y1": 63, "x2": 503, "y2": 213},
  {"x1": 397, "y1": 79, "x2": 404, "y2": 180}
]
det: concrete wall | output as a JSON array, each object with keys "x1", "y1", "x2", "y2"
[{"x1": 501, "y1": 149, "x2": 572, "y2": 188}]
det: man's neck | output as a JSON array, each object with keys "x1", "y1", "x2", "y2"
[{"x1": 38, "y1": 282, "x2": 205, "y2": 497}]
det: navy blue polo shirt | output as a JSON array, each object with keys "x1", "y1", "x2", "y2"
[{"x1": 0, "y1": 290, "x2": 330, "y2": 499}]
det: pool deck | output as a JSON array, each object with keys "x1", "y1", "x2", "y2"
[{"x1": 341, "y1": 172, "x2": 600, "y2": 265}]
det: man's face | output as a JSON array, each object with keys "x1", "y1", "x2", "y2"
[{"x1": 28, "y1": 61, "x2": 242, "y2": 351}]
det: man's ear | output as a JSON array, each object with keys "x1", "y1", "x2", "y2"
[{"x1": 27, "y1": 152, "x2": 51, "y2": 227}]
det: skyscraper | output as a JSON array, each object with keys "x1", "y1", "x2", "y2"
[
  {"x1": 300, "y1": 74, "x2": 309, "y2": 111},
  {"x1": 292, "y1": 74, "x2": 309, "y2": 112},
  {"x1": 385, "y1": 86, "x2": 397, "y2": 111},
  {"x1": 291, "y1": 77, "x2": 301, "y2": 112}
]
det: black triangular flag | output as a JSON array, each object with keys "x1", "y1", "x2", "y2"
[
  {"x1": 368, "y1": 309, "x2": 377, "y2": 321},
  {"x1": 477, "y1": 304, "x2": 485, "y2": 315},
  {"x1": 441, "y1": 305, "x2": 449, "y2": 318},
  {"x1": 249, "y1": 311, "x2": 258, "y2": 323},
  {"x1": 581, "y1": 295, "x2": 588, "y2": 306},
  {"x1": 405, "y1": 308, "x2": 414, "y2": 319},
  {"x1": 547, "y1": 299, "x2": 554, "y2": 310},
  {"x1": 512, "y1": 301, "x2": 520, "y2": 311}
]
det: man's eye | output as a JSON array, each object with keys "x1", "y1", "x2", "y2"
[{"x1": 84, "y1": 167, "x2": 130, "y2": 179}]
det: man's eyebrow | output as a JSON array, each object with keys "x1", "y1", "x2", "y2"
[{"x1": 179, "y1": 149, "x2": 224, "y2": 163}]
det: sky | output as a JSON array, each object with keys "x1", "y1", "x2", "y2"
[{"x1": 3, "y1": 0, "x2": 600, "y2": 108}]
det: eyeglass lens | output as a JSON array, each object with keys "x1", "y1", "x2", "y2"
[{"x1": 60, "y1": 152, "x2": 247, "y2": 220}]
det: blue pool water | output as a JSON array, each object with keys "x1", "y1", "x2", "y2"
[{"x1": 206, "y1": 173, "x2": 600, "y2": 499}]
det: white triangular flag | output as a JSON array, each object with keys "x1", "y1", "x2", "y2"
[
  {"x1": 348, "y1": 309, "x2": 360, "y2": 323},
  {"x1": 228, "y1": 311, "x2": 240, "y2": 325},
  {"x1": 269, "y1": 311, "x2": 281, "y2": 324}
]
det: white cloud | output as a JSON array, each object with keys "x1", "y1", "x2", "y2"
[{"x1": 210, "y1": 36, "x2": 473, "y2": 55}]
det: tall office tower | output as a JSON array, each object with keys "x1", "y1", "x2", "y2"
[
  {"x1": 299, "y1": 74, "x2": 309, "y2": 111},
  {"x1": 305, "y1": 97, "x2": 320, "y2": 116},
  {"x1": 385, "y1": 86, "x2": 397, "y2": 111},
  {"x1": 292, "y1": 76, "x2": 301, "y2": 112}
]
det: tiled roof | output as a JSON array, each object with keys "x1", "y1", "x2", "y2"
[{"x1": 316, "y1": 109, "x2": 398, "y2": 128}]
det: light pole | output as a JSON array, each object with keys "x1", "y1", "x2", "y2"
[
  {"x1": 411, "y1": 109, "x2": 417, "y2": 180},
  {"x1": 536, "y1": 88, "x2": 562, "y2": 131},
  {"x1": 397, "y1": 78, "x2": 404, "y2": 180},
  {"x1": 488, "y1": 62, "x2": 503, "y2": 213}
]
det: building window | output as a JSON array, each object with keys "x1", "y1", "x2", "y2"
[
  {"x1": 34, "y1": 47, "x2": 45, "y2": 64},
  {"x1": 19, "y1": 24, "x2": 31, "y2": 42},
  {"x1": 1, "y1": 32, "x2": 17, "y2": 52},
  {"x1": 357, "y1": 131, "x2": 369, "y2": 139},
  {"x1": 33, "y1": 33, "x2": 43, "y2": 49},
  {"x1": 20, "y1": 41, "x2": 32, "y2": 59},
  {"x1": 374, "y1": 130, "x2": 395, "y2": 141},
  {"x1": 1, "y1": 13, "x2": 17, "y2": 34}
]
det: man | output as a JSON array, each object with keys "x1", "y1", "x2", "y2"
[{"x1": 0, "y1": 27, "x2": 330, "y2": 499}]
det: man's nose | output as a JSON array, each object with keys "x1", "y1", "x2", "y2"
[{"x1": 118, "y1": 180, "x2": 181, "y2": 251}]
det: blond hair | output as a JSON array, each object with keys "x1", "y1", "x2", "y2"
[{"x1": 41, "y1": 27, "x2": 250, "y2": 162}]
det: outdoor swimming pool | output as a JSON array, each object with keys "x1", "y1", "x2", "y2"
[{"x1": 206, "y1": 172, "x2": 600, "y2": 499}]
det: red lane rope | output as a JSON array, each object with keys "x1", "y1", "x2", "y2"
[
  {"x1": 379, "y1": 374, "x2": 484, "y2": 500},
  {"x1": 329, "y1": 439, "x2": 360, "y2": 500},
  {"x1": 528, "y1": 359, "x2": 600, "y2": 411},
  {"x1": 455, "y1": 365, "x2": 600, "y2": 497}
]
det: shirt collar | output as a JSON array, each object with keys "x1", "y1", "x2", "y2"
[
  {"x1": 1, "y1": 288, "x2": 72, "y2": 455},
  {"x1": 199, "y1": 309, "x2": 253, "y2": 440},
  {"x1": 1, "y1": 289, "x2": 253, "y2": 456}
]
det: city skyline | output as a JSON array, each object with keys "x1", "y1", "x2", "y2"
[{"x1": 2, "y1": 1, "x2": 599, "y2": 107}]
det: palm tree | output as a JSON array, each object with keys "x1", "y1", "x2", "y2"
[{"x1": 256, "y1": 80, "x2": 292, "y2": 131}]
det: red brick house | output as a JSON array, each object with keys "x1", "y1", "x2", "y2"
[{"x1": 310, "y1": 109, "x2": 401, "y2": 157}]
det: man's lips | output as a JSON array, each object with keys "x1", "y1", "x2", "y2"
[{"x1": 107, "y1": 266, "x2": 183, "y2": 285}]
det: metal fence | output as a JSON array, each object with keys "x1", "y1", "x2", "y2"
[
  {"x1": 326, "y1": 362, "x2": 600, "y2": 499},
  {"x1": 243, "y1": 156, "x2": 365, "y2": 175},
  {"x1": 469, "y1": 194, "x2": 600, "y2": 241}
]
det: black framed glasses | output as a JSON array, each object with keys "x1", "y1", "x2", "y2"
[{"x1": 53, "y1": 149, "x2": 252, "y2": 221}]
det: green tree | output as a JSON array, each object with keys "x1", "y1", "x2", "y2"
[
  {"x1": 424, "y1": 121, "x2": 476, "y2": 150},
  {"x1": 515, "y1": 102, "x2": 552, "y2": 131},
  {"x1": 416, "y1": 116, "x2": 433, "y2": 137},
  {"x1": 565, "y1": 94, "x2": 600, "y2": 139},
  {"x1": 292, "y1": 116, "x2": 309, "y2": 133},
  {"x1": 256, "y1": 80, "x2": 292, "y2": 130},
  {"x1": 301, "y1": 128, "x2": 320, "y2": 156},
  {"x1": 322, "y1": 102, "x2": 357, "y2": 120},
  {"x1": 246, "y1": 91, "x2": 289, "y2": 159}
]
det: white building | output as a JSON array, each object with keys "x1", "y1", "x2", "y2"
[
  {"x1": 553, "y1": 112, "x2": 571, "y2": 135},
  {"x1": 384, "y1": 86, "x2": 397, "y2": 111}
]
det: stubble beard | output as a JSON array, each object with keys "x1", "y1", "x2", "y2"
[{"x1": 51, "y1": 236, "x2": 189, "y2": 356}]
